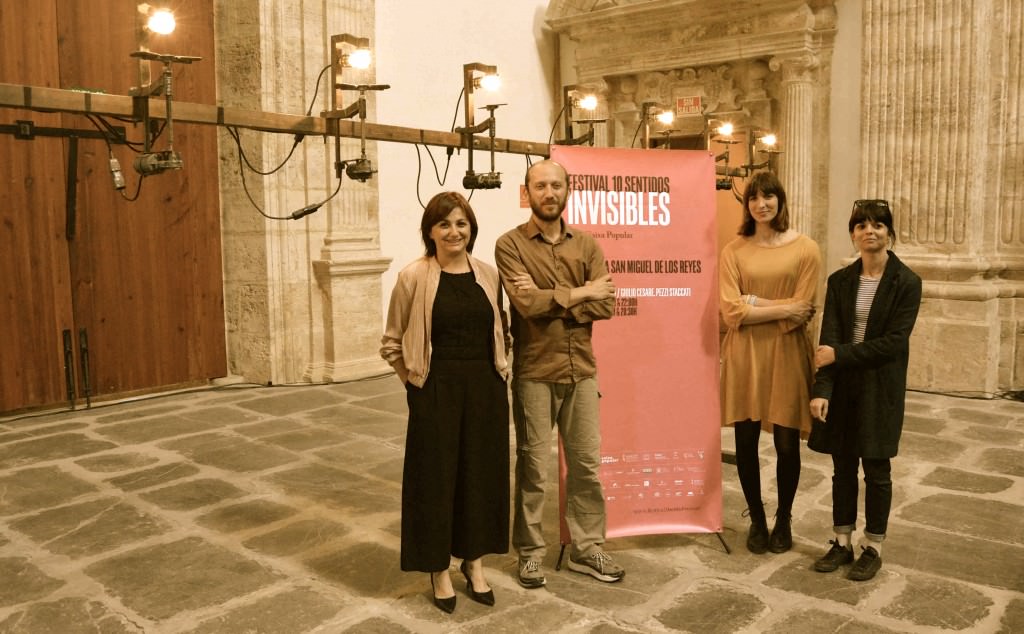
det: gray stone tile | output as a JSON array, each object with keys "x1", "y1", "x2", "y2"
[
  {"x1": 999, "y1": 597, "x2": 1024, "y2": 634},
  {"x1": 139, "y1": 478, "x2": 246, "y2": 511},
  {"x1": 0, "y1": 433, "x2": 117, "y2": 469},
  {"x1": 458, "y1": 602, "x2": 591, "y2": 633},
  {"x1": 305, "y1": 542, "x2": 401, "y2": 596},
  {"x1": 886, "y1": 527, "x2": 1024, "y2": 591},
  {"x1": 236, "y1": 388, "x2": 349, "y2": 416},
  {"x1": 259, "y1": 427, "x2": 348, "y2": 452},
  {"x1": 314, "y1": 438, "x2": 401, "y2": 467},
  {"x1": 897, "y1": 431, "x2": 965, "y2": 463},
  {"x1": 919, "y1": 466, "x2": 1014, "y2": 494},
  {"x1": 97, "y1": 415, "x2": 225, "y2": 443},
  {"x1": 351, "y1": 393, "x2": 409, "y2": 417},
  {"x1": 196, "y1": 500, "x2": 298, "y2": 533},
  {"x1": 83, "y1": 537, "x2": 280, "y2": 621},
  {"x1": 880, "y1": 574, "x2": 992, "y2": 630},
  {"x1": 327, "y1": 377, "x2": 400, "y2": 399},
  {"x1": 94, "y1": 405, "x2": 180, "y2": 424},
  {"x1": 0, "y1": 466, "x2": 96, "y2": 516},
  {"x1": 763, "y1": 559, "x2": 881, "y2": 606},
  {"x1": 75, "y1": 452, "x2": 160, "y2": 473},
  {"x1": 959, "y1": 424, "x2": 1024, "y2": 446},
  {"x1": 187, "y1": 587, "x2": 341, "y2": 634},
  {"x1": 179, "y1": 406, "x2": 263, "y2": 426},
  {"x1": 0, "y1": 597, "x2": 142, "y2": 633},
  {"x1": 902, "y1": 412, "x2": 945, "y2": 434},
  {"x1": 343, "y1": 616, "x2": 415, "y2": 633},
  {"x1": 233, "y1": 418, "x2": 306, "y2": 438},
  {"x1": 764, "y1": 609, "x2": 904, "y2": 633},
  {"x1": 265, "y1": 464, "x2": 398, "y2": 515},
  {"x1": 242, "y1": 518, "x2": 349, "y2": 557},
  {"x1": 0, "y1": 422, "x2": 88, "y2": 445},
  {"x1": 0, "y1": 557, "x2": 64, "y2": 607},
  {"x1": 655, "y1": 582, "x2": 765, "y2": 633},
  {"x1": 10, "y1": 498, "x2": 165, "y2": 558},
  {"x1": 105, "y1": 462, "x2": 200, "y2": 492},
  {"x1": 160, "y1": 433, "x2": 298, "y2": 472},
  {"x1": 899, "y1": 493, "x2": 1024, "y2": 544},
  {"x1": 947, "y1": 407, "x2": 1015, "y2": 427},
  {"x1": 979, "y1": 447, "x2": 1024, "y2": 477}
]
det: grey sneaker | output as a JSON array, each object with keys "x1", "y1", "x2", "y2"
[
  {"x1": 567, "y1": 550, "x2": 625, "y2": 583},
  {"x1": 518, "y1": 559, "x2": 546, "y2": 589}
]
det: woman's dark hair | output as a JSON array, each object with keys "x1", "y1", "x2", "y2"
[
  {"x1": 849, "y1": 199, "x2": 896, "y2": 246},
  {"x1": 738, "y1": 171, "x2": 789, "y2": 236},
  {"x1": 420, "y1": 191, "x2": 478, "y2": 256}
]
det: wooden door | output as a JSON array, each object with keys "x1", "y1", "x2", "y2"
[{"x1": 1, "y1": 1, "x2": 226, "y2": 413}]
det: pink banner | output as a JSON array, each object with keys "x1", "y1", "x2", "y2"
[{"x1": 551, "y1": 145, "x2": 722, "y2": 539}]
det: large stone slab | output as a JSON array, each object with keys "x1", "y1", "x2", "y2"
[
  {"x1": 305, "y1": 542, "x2": 401, "y2": 596},
  {"x1": 655, "y1": 582, "x2": 765, "y2": 633},
  {"x1": 763, "y1": 558, "x2": 884, "y2": 606},
  {"x1": 919, "y1": 466, "x2": 1013, "y2": 494},
  {"x1": 178, "y1": 406, "x2": 263, "y2": 426},
  {"x1": 196, "y1": 500, "x2": 297, "y2": 533},
  {"x1": 999, "y1": 597, "x2": 1024, "y2": 634},
  {"x1": 97, "y1": 415, "x2": 227, "y2": 443},
  {"x1": 947, "y1": 407, "x2": 1017, "y2": 428},
  {"x1": 75, "y1": 452, "x2": 160, "y2": 473},
  {"x1": 233, "y1": 418, "x2": 306, "y2": 438},
  {"x1": 236, "y1": 388, "x2": 349, "y2": 416},
  {"x1": 902, "y1": 413, "x2": 945, "y2": 434},
  {"x1": 880, "y1": 574, "x2": 992, "y2": 629},
  {"x1": 0, "y1": 597, "x2": 142, "y2": 633},
  {"x1": 0, "y1": 422, "x2": 87, "y2": 445},
  {"x1": 899, "y1": 493, "x2": 1024, "y2": 544},
  {"x1": 0, "y1": 433, "x2": 116, "y2": 469},
  {"x1": 344, "y1": 617, "x2": 415, "y2": 633},
  {"x1": 265, "y1": 464, "x2": 398, "y2": 515},
  {"x1": 259, "y1": 427, "x2": 348, "y2": 452},
  {"x1": 350, "y1": 393, "x2": 409, "y2": 417},
  {"x1": 897, "y1": 432, "x2": 965, "y2": 464},
  {"x1": 764, "y1": 609, "x2": 903, "y2": 633},
  {"x1": 0, "y1": 557, "x2": 64, "y2": 607},
  {"x1": 159, "y1": 433, "x2": 298, "y2": 472},
  {"x1": 188, "y1": 587, "x2": 341, "y2": 634},
  {"x1": 242, "y1": 518, "x2": 349, "y2": 557},
  {"x1": 139, "y1": 478, "x2": 246, "y2": 511},
  {"x1": 10, "y1": 498, "x2": 165, "y2": 557},
  {"x1": 106, "y1": 462, "x2": 200, "y2": 492},
  {"x1": 0, "y1": 466, "x2": 95, "y2": 516},
  {"x1": 83, "y1": 537, "x2": 280, "y2": 620},
  {"x1": 978, "y1": 448, "x2": 1024, "y2": 477},
  {"x1": 886, "y1": 526, "x2": 1024, "y2": 591}
]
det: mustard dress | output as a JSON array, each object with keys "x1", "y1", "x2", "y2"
[{"x1": 719, "y1": 234, "x2": 821, "y2": 434}]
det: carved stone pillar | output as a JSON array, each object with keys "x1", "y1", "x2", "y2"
[
  {"x1": 770, "y1": 54, "x2": 819, "y2": 236},
  {"x1": 860, "y1": 0, "x2": 1024, "y2": 392}
]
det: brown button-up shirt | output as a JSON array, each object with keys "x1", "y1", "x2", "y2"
[{"x1": 494, "y1": 216, "x2": 614, "y2": 383}]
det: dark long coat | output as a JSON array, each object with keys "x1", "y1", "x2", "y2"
[{"x1": 808, "y1": 252, "x2": 922, "y2": 459}]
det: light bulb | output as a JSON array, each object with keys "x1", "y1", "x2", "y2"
[
  {"x1": 347, "y1": 48, "x2": 372, "y2": 69},
  {"x1": 479, "y1": 73, "x2": 501, "y2": 92},
  {"x1": 717, "y1": 122, "x2": 734, "y2": 137},
  {"x1": 656, "y1": 110, "x2": 675, "y2": 125},
  {"x1": 578, "y1": 95, "x2": 598, "y2": 111},
  {"x1": 147, "y1": 9, "x2": 175, "y2": 35},
  {"x1": 760, "y1": 133, "x2": 777, "y2": 147}
]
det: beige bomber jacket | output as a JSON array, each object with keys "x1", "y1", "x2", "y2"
[{"x1": 379, "y1": 254, "x2": 510, "y2": 387}]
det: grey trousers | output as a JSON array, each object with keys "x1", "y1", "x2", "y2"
[{"x1": 512, "y1": 377, "x2": 606, "y2": 560}]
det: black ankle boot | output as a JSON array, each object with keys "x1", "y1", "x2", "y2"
[
  {"x1": 769, "y1": 511, "x2": 792, "y2": 553},
  {"x1": 745, "y1": 504, "x2": 769, "y2": 554}
]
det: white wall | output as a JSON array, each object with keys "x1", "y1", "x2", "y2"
[{"x1": 375, "y1": 1, "x2": 556, "y2": 320}]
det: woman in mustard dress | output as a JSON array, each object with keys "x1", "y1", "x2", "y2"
[{"x1": 719, "y1": 172, "x2": 821, "y2": 554}]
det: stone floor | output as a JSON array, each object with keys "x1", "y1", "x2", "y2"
[{"x1": 0, "y1": 376, "x2": 1021, "y2": 633}]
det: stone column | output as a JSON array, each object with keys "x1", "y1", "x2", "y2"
[
  {"x1": 770, "y1": 53, "x2": 819, "y2": 237},
  {"x1": 860, "y1": 0, "x2": 1024, "y2": 392}
]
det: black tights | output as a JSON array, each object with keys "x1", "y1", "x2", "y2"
[{"x1": 734, "y1": 420, "x2": 801, "y2": 518}]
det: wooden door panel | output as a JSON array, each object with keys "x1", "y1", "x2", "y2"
[
  {"x1": 56, "y1": 0, "x2": 226, "y2": 397},
  {"x1": 0, "y1": 2, "x2": 75, "y2": 412}
]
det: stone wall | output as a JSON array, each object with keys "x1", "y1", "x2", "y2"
[{"x1": 215, "y1": 0, "x2": 390, "y2": 385}]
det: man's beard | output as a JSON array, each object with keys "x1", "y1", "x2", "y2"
[{"x1": 530, "y1": 197, "x2": 566, "y2": 221}]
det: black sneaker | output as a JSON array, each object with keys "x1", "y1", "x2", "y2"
[
  {"x1": 848, "y1": 545, "x2": 882, "y2": 581},
  {"x1": 813, "y1": 540, "x2": 854, "y2": 572}
]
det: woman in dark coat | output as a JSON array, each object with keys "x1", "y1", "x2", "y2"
[{"x1": 808, "y1": 199, "x2": 922, "y2": 581}]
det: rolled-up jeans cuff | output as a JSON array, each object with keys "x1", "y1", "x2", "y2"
[
  {"x1": 863, "y1": 531, "x2": 886, "y2": 543},
  {"x1": 833, "y1": 524, "x2": 855, "y2": 535}
]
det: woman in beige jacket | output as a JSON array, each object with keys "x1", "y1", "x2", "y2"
[{"x1": 380, "y1": 191, "x2": 510, "y2": 614}]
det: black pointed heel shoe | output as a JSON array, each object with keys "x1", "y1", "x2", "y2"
[
  {"x1": 430, "y1": 573, "x2": 456, "y2": 614},
  {"x1": 460, "y1": 560, "x2": 495, "y2": 606}
]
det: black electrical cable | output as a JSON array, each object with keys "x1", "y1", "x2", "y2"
[
  {"x1": 547, "y1": 104, "x2": 568, "y2": 145},
  {"x1": 630, "y1": 120, "x2": 643, "y2": 148}
]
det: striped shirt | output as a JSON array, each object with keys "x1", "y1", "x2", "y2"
[{"x1": 853, "y1": 275, "x2": 881, "y2": 343}]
